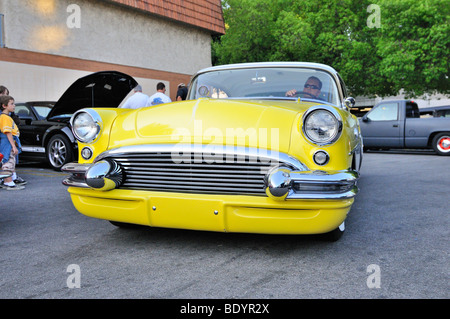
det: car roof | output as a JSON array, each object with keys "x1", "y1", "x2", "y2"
[
  {"x1": 15, "y1": 101, "x2": 55, "y2": 106},
  {"x1": 190, "y1": 62, "x2": 346, "y2": 105},
  {"x1": 194, "y1": 62, "x2": 339, "y2": 76}
]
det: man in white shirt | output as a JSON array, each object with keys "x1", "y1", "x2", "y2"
[
  {"x1": 120, "y1": 85, "x2": 149, "y2": 109},
  {"x1": 147, "y1": 82, "x2": 172, "y2": 106}
]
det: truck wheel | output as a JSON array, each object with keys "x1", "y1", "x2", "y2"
[
  {"x1": 46, "y1": 134, "x2": 74, "y2": 170},
  {"x1": 432, "y1": 133, "x2": 450, "y2": 156}
]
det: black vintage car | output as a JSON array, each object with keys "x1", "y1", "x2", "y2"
[{"x1": 16, "y1": 71, "x2": 138, "y2": 170}]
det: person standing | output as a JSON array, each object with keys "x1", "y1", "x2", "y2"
[
  {"x1": 0, "y1": 85, "x2": 19, "y2": 126},
  {"x1": 176, "y1": 83, "x2": 188, "y2": 101},
  {"x1": 120, "y1": 85, "x2": 149, "y2": 109},
  {"x1": 0, "y1": 95, "x2": 25, "y2": 190},
  {"x1": 147, "y1": 82, "x2": 172, "y2": 106},
  {"x1": 0, "y1": 86, "x2": 26, "y2": 186},
  {"x1": 0, "y1": 86, "x2": 9, "y2": 96}
]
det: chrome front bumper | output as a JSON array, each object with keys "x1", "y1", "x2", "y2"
[
  {"x1": 264, "y1": 167, "x2": 359, "y2": 200},
  {"x1": 62, "y1": 161, "x2": 123, "y2": 191},
  {"x1": 62, "y1": 161, "x2": 359, "y2": 200}
]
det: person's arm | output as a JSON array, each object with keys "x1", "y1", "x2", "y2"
[
  {"x1": 285, "y1": 89, "x2": 297, "y2": 97},
  {"x1": 5, "y1": 132, "x2": 18, "y2": 155}
]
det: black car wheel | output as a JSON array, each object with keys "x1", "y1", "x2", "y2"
[{"x1": 46, "y1": 134, "x2": 74, "y2": 170}]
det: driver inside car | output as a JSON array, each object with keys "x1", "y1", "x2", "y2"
[{"x1": 285, "y1": 76, "x2": 322, "y2": 99}]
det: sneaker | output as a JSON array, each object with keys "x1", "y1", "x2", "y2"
[
  {"x1": 3, "y1": 184, "x2": 25, "y2": 190},
  {"x1": 14, "y1": 176, "x2": 27, "y2": 185}
]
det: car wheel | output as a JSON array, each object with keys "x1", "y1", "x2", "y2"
[
  {"x1": 323, "y1": 222, "x2": 345, "y2": 242},
  {"x1": 46, "y1": 134, "x2": 74, "y2": 170},
  {"x1": 432, "y1": 133, "x2": 450, "y2": 156}
]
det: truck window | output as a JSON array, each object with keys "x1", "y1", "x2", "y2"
[
  {"x1": 436, "y1": 110, "x2": 450, "y2": 118},
  {"x1": 367, "y1": 102, "x2": 399, "y2": 121},
  {"x1": 406, "y1": 101, "x2": 420, "y2": 118}
]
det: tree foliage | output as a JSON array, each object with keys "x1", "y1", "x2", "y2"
[{"x1": 212, "y1": 0, "x2": 449, "y2": 97}]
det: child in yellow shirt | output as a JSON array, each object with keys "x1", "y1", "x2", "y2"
[{"x1": 0, "y1": 95, "x2": 24, "y2": 190}]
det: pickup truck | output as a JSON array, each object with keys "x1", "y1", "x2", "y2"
[{"x1": 360, "y1": 100, "x2": 450, "y2": 155}]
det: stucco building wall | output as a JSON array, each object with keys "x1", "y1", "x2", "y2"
[{"x1": 0, "y1": 0, "x2": 218, "y2": 101}]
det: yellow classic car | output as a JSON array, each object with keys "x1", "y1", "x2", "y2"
[{"x1": 62, "y1": 62, "x2": 362, "y2": 241}]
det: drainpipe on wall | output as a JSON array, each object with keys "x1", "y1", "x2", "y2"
[{"x1": 0, "y1": 14, "x2": 4, "y2": 48}]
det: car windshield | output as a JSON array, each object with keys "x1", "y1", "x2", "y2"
[
  {"x1": 188, "y1": 67, "x2": 340, "y2": 105},
  {"x1": 34, "y1": 106, "x2": 52, "y2": 119}
]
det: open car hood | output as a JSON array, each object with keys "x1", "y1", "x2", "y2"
[{"x1": 47, "y1": 71, "x2": 138, "y2": 118}]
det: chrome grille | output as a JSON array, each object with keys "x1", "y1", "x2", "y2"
[{"x1": 97, "y1": 145, "x2": 307, "y2": 196}]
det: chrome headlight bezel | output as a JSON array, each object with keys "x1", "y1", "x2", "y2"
[
  {"x1": 302, "y1": 106, "x2": 343, "y2": 146},
  {"x1": 70, "y1": 109, "x2": 102, "y2": 144}
]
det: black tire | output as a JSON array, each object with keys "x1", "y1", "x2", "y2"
[
  {"x1": 432, "y1": 133, "x2": 450, "y2": 156},
  {"x1": 323, "y1": 222, "x2": 345, "y2": 242},
  {"x1": 46, "y1": 134, "x2": 74, "y2": 170}
]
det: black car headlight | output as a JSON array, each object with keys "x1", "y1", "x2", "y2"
[
  {"x1": 71, "y1": 109, "x2": 102, "y2": 143},
  {"x1": 302, "y1": 106, "x2": 342, "y2": 146}
]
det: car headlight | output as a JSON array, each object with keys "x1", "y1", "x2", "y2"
[
  {"x1": 71, "y1": 109, "x2": 102, "y2": 143},
  {"x1": 302, "y1": 106, "x2": 342, "y2": 145}
]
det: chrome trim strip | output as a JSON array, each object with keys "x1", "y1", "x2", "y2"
[
  {"x1": 289, "y1": 169, "x2": 359, "y2": 184},
  {"x1": 62, "y1": 162, "x2": 90, "y2": 174},
  {"x1": 62, "y1": 176, "x2": 90, "y2": 188},
  {"x1": 348, "y1": 142, "x2": 363, "y2": 172},
  {"x1": 224, "y1": 97, "x2": 338, "y2": 107},
  {"x1": 288, "y1": 185, "x2": 359, "y2": 200},
  {"x1": 21, "y1": 146, "x2": 45, "y2": 153},
  {"x1": 95, "y1": 144, "x2": 309, "y2": 172}
]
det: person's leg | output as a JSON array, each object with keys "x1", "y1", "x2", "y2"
[{"x1": 1, "y1": 150, "x2": 24, "y2": 190}]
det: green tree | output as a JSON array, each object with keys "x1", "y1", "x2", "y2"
[
  {"x1": 213, "y1": 0, "x2": 279, "y2": 63},
  {"x1": 213, "y1": 0, "x2": 449, "y2": 97},
  {"x1": 374, "y1": 0, "x2": 449, "y2": 97}
]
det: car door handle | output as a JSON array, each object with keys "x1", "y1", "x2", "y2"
[{"x1": 393, "y1": 124, "x2": 399, "y2": 127}]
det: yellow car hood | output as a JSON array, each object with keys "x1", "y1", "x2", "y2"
[{"x1": 110, "y1": 98, "x2": 319, "y2": 154}]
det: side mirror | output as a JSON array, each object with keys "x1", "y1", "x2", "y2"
[
  {"x1": 362, "y1": 114, "x2": 369, "y2": 122},
  {"x1": 344, "y1": 97, "x2": 356, "y2": 109}
]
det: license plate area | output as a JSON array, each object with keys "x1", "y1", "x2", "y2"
[{"x1": 149, "y1": 196, "x2": 225, "y2": 232}]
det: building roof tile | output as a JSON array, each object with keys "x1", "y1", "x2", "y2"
[{"x1": 107, "y1": 0, "x2": 225, "y2": 34}]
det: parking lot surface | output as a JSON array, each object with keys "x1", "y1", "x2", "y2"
[{"x1": 0, "y1": 152, "x2": 448, "y2": 300}]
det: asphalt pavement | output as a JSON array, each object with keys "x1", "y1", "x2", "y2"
[{"x1": 0, "y1": 152, "x2": 448, "y2": 301}]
